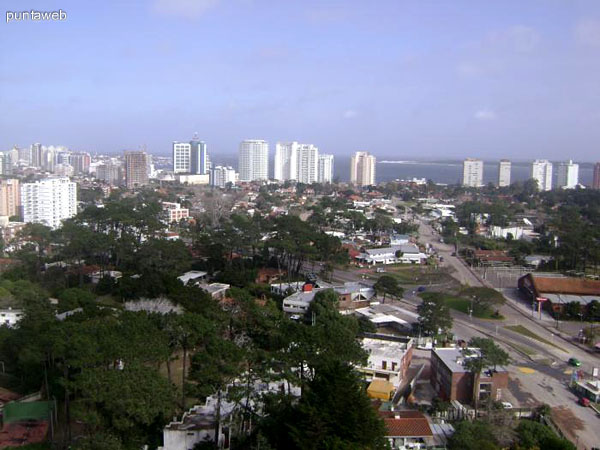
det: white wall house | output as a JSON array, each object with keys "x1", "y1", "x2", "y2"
[
  {"x1": 0, "y1": 308, "x2": 24, "y2": 327},
  {"x1": 358, "y1": 244, "x2": 426, "y2": 265}
]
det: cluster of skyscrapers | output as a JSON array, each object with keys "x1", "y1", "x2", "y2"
[
  {"x1": 462, "y1": 158, "x2": 587, "y2": 190},
  {"x1": 236, "y1": 140, "x2": 334, "y2": 184}
]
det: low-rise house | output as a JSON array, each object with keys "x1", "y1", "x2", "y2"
[
  {"x1": 471, "y1": 250, "x2": 514, "y2": 266},
  {"x1": 198, "y1": 283, "x2": 230, "y2": 300},
  {"x1": 389, "y1": 234, "x2": 410, "y2": 246},
  {"x1": 356, "y1": 334, "x2": 413, "y2": 387},
  {"x1": 0, "y1": 308, "x2": 24, "y2": 327},
  {"x1": 518, "y1": 273, "x2": 600, "y2": 316},
  {"x1": 430, "y1": 347, "x2": 508, "y2": 404},
  {"x1": 90, "y1": 270, "x2": 122, "y2": 284},
  {"x1": 160, "y1": 397, "x2": 234, "y2": 450},
  {"x1": 162, "y1": 202, "x2": 190, "y2": 223},
  {"x1": 379, "y1": 409, "x2": 434, "y2": 450},
  {"x1": 177, "y1": 271, "x2": 208, "y2": 286},
  {"x1": 488, "y1": 225, "x2": 524, "y2": 240},
  {"x1": 358, "y1": 244, "x2": 426, "y2": 265},
  {"x1": 281, "y1": 282, "x2": 376, "y2": 315}
]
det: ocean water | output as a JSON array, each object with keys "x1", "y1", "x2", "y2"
[{"x1": 210, "y1": 155, "x2": 595, "y2": 186}]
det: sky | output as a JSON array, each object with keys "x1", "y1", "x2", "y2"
[{"x1": 1, "y1": 0, "x2": 599, "y2": 161}]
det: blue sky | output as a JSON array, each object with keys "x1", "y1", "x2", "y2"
[{"x1": 1, "y1": 0, "x2": 599, "y2": 160}]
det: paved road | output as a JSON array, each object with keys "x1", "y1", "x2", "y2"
[
  {"x1": 416, "y1": 218, "x2": 482, "y2": 286},
  {"x1": 413, "y1": 217, "x2": 600, "y2": 449}
]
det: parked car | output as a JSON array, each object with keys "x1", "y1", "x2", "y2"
[
  {"x1": 439, "y1": 257, "x2": 444, "y2": 262},
  {"x1": 579, "y1": 397, "x2": 590, "y2": 407},
  {"x1": 568, "y1": 357, "x2": 582, "y2": 367},
  {"x1": 451, "y1": 252, "x2": 457, "y2": 256},
  {"x1": 417, "y1": 286, "x2": 426, "y2": 292},
  {"x1": 376, "y1": 267, "x2": 386, "y2": 273},
  {"x1": 501, "y1": 402, "x2": 513, "y2": 409}
]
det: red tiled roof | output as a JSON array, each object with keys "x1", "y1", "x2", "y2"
[
  {"x1": 382, "y1": 413, "x2": 433, "y2": 437},
  {"x1": 531, "y1": 275, "x2": 600, "y2": 296}
]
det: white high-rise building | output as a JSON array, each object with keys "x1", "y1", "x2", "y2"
[
  {"x1": 238, "y1": 140, "x2": 269, "y2": 182},
  {"x1": 556, "y1": 160, "x2": 579, "y2": 189},
  {"x1": 210, "y1": 166, "x2": 237, "y2": 188},
  {"x1": 318, "y1": 154, "x2": 334, "y2": 183},
  {"x1": 21, "y1": 177, "x2": 77, "y2": 229},
  {"x1": 350, "y1": 152, "x2": 376, "y2": 186},
  {"x1": 462, "y1": 158, "x2": 484, "y2": 187},
  {"x1": 173, "y1": 142, "x2": 192, "y2": 173},
  {"x1": 498, "y1": 160, "x2": 511, "y2": 187},
  {"x1": 274, "y1": 142, "x2": 298, "y2": 181},
  {"x1": 531, "y1": 160, "x2": 553, "y2": 191},
  {"x1": 296, "y1": 144, "x2": 319, "y2": 184},
  {"x1": 173, "y1": 138, "x2": 209, "y2": 174}
]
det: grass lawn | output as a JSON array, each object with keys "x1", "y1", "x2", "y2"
[
  {"x1": 384, "y1": 265, "x2": 458, "y2": 286},
  {"x1": 504, "y1": 324, "x2": 568, "y2": 353},
  {"x1": 420, "y1": 292, "x2": 504, "y2": 320}
]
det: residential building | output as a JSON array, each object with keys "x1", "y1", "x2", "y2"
[
  {"x1": 96, "y1": 160, "x2": 123, "y2": 185},
  {"x1": 162, "y1": 202, "x2": 189, "y2": 223},
  {"x1": 379, "y1": 410, "x2": 435, "y2": 450},
  {"x1": 531, "y1": 159, "x2": 553, "y2": 191},
  {"x1": 274, "y1": 141, "x2": 298, "y2": 181},
  {"x1": 556, "y1": 159, "x2": 579, "y2": 189},
  {"x1": 430, "y1": 347, "x2": 508, "y2": 404},
  {"x1": 21, "y1": 177, "x2": 77, "y2": 229},
  {"x1": 177, "y1": 174, "x2": 210, "y2": 185},
  {"x1": 318, "y1": 154, "x2": 334, "y2": 183},
  {"x1": 350, "y1": 151, "x2": 376, "y2": 186},
  {"x1": 0, "y1": 179, "x2": 20, "y2": 217},
  {"x1": 498, "y1": 159, "x2": 511, "y2": 187},
  {"x1": 238, "y1": 139, "x2": 269, "y2": 181},
  {"x1": 282, "y1": 282, "x2": 376, "y2": 315},
  {"x1": 210, "y1": 166, "x2": 236, "y2": 188},
  {"x1": 0, "y1": 308, "x2": 23, "y2": 327},
  {"x1": 356, "y1": 334, "x2": 413, "y2": 387},
  {"x1": 177, "y1": 271, "x2": 208, "y2": 286},
  {"x1": 593, "y1": 162, "x2": 600, "y2": 189},
  {"x1": 18, "y1": 146, "x2": 31, "y2": 165},
  {"x1": 296, "y1": 144, "x2": 319, "y2": 184},
  {"x1": 172, "y1": 142, "x2": 192, "y2": 173},
  {"x1": 357, "y1": 244, "x2": 427, "y2": 265},
  {"x1": 190, "y1": 137, "x2": 209, "y2": 174},
  {"x1": 160, "y1": 397, "x2": 234, "y2": 450},
  {"x1": 31, "y1": 143, "x2": 42, "y2": 168},
  {"x1": 124, "y1": 151, "x2": 149, "y2": 189},
  {"x1": 70, "y1": 152, "x2": 91, "y2": 175},
  {"x1": 462, "y1": 158, "x2": 483, "y2": 187},
  {"x1": 518, "y1": 273, "x2": 600, "y2": 316}
]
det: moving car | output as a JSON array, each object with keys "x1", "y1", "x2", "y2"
[{"x1": 568, "y1": 357, "x2": 581, "y2": 367}]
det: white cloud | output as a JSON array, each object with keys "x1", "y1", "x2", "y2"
[
  {"x1": 153, "y1": 0, "x2": 219, "y2": 19},
  {"x1": 343, "y1": 109, "x2": 358, "y2": 119},
  {"x1": 474, "y1": 109, "x2": 497, "y2": 121},
  {"x1": 575, "y1": 18, "x2": 600, "y2": 47}
]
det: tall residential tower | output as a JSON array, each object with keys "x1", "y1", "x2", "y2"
[
  {"x1": 350, "y1": 152, "x2": 376, "y2": 186},
  {"x1": 556, "y1": 160, "x2": 579, "y2": 189},
  {"x1": 498, "y1": 160, "x2": 511, "y2": 187},
  {"x1": 531, "y1": 160, "x2": 553, "y2": 191},
  {"x1": 238, "y1": 140, "x2": 269, "y2": 182},
  {"x1": 462, "y1": 158, "x2": 484, "y2": 187}
]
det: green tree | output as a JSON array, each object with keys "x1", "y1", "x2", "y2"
[
  {"x1": 447, "y1": 420, "x2": 500, "y2": 450},
  {"x1": 261, "y1": 361, "x2": 388, "y2": 450},
  {"x1": 373, "y1": 275, "x2": 404, "y2": 303},
  {"x1": 417, "y1": 294, "x2": 453, "y2": 336}
]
